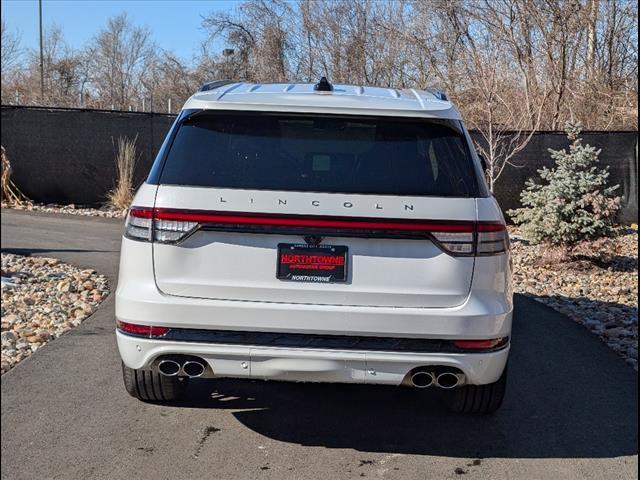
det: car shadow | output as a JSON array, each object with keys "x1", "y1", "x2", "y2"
[{"x1": 163, "y1": 294, "x2": 637, "y2": 459}]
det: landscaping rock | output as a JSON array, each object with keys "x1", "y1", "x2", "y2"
[
  {"x1": 1, "y1": 331, "x2": 17, "y2": 346},
  {"x1": 0, "y1": 253, "x2": 109, "y2": 374},
  {"x1": 1, "y1": 201, "x2": 126, "y2": 218}
]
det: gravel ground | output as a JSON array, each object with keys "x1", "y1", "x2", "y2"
[
  {"x1": 1, "y1": 253, "x2": 110, "y2": 374},
  {"x1": 511, "y1": 227, "x2": 638, "y2": 370},
  {"x1": 1, "y1": 202, "x2": 126, "y2": 218}
]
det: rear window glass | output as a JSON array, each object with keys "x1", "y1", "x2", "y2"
[{"x1": 159, "y1": 112, "x2": 480, "y2": 197}]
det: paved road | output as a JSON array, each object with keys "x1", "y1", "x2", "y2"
[{"x1": 1, "y1": 209, "x2": 637, "y2": 480}]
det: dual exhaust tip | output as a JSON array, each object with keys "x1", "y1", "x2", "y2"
[
  {"x1": 159, "y1": 358, "x2": 461, "y2": 386},
  {"x1": 410, "y1": 369, "x2": 463, "y2": 389},
  {"x1": 158, "y1": 358, "x2": 206, "y2": 378}
]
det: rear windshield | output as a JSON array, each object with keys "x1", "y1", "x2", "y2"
[{"x1": 159, "y1": 112, "x2": 480, "y2": 197}]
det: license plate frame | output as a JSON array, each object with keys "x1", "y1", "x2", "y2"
[{"x1": 276, "y1": 243, "x2": 348, "y2": 283}]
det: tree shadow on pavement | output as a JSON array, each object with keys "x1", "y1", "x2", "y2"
[{"x1": 167, "y1": 294, "x2": 638, "y2": 459}]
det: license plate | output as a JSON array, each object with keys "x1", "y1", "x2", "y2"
[{"x1": 277, "y1": 244, "x2": 348, "y2": 283}]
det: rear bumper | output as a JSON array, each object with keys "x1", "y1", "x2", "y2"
[
  {"x1": 116, "y1": 238, "x2": 512, "y2": 385},
  {"x1": 116, "y1": 292, "x2": 512, "y2": 339},
  {"x1": 117, "y1": 330, "x2": 510, "y2": 385}
]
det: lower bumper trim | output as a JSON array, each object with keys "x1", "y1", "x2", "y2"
[
  {"x1": 118, "y1": 327, "x2": 509, "y2": 354},
  {"x1": 116, "y1": 331, "x2": 511, "y2": 385}
]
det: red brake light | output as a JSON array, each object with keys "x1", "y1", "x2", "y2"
[
  {"x1": 116, "y1": 320, "x2": 170, "y2": 338},
  {"x1": 453, "y1": 337, "x2": 509, "y2": 350},
  {"x1": 154, "y1": 208, "x2": 475, "y2": 233},
  {"x1": 125, "y1": 207, "x2": 508, "y2": 256},
  {"x1": 128, "y1": 208, "x2": 153, "y2": 219}
]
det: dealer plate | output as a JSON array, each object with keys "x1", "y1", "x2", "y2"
[{"x1": 276, "y1": 244, "x2": 348, "y2": 283}]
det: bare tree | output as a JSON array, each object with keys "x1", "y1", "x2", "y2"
[
  {"x1": 1, "y1": 0, "x2": 636, "y2": 133},
  {"x1": 440, "y1": 4, "x2": 547, "y2": 191},
  {"x1": 201, "y1": 0, "x2": 294, "y2": 82},
  {"x1": 470, "y1": 95, "x2": 549, "y2": 193},
  {"x1": 145, "y1": 52, "x2": 201, "y2": 112},
  {"x1": 1, "y1": 20, "x2": 22, "y2": 72},
  {"x1": 87, "y1": 13, "x2": 156, "y2": 109},
  {"x1": 36, "y1": 25, "x2": 86, "y2": 106}
]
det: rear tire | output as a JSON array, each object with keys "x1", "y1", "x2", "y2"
[
  {"x1": 122, "y1": 362, "x2": 188, "y2": 402},
  {"x1": 445, "y1": 365, "x2": 507, "y2": 414}
]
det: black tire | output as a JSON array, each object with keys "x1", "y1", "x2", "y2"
[
  {"x1": 122, "y1": 362, "x2": 188, "y2": 402},
  {"x1": 445, "y1": 365, "x2": 508, "y2": 414}
]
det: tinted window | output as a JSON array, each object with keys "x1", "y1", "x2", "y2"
[{"x1": 159, "y1": 112, "x2": 479, "y2": 197}]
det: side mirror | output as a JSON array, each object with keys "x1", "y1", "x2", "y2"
[{"x1": 478, "y1": 154, "x2": 487, "y2": 172}]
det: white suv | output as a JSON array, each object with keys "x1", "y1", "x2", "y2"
[{"x1": 116, "y1": 78, "x2": 512, "y2": 413}]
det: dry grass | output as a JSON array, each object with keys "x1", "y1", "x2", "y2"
[
  {"x1": 1, "y1": 145, "x2": 31, "y2": 206},
  {"x1": 535, "y1": 245, "x2": 572, "y2": 266},
  {"x1": 526, "y1": 228, "x2": 634, "y2": 273},
  {"x1": 107, "y1": 135, "x2": 138, "y2": 210}
]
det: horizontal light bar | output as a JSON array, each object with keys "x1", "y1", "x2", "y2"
[
  {"x1": 127, "y1": 207, "x2": 508, "y2": 256},
  {"x1": 153, "y1": 208, "x2": 480, "y2": 233}
]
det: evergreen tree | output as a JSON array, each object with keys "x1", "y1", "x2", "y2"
[{"x1": 508, "y1": 122, "x2": 620, "y2": 246}]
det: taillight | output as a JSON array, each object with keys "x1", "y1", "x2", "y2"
[
  {"x1": 124, "y1": 207, "x2": 198, "y2": 243},
  {"x1": 124, "y1": 207, "x2": 153, "y2": 241},
  {"x1": 116, "y1": 320, "x2": 170, "y2": 338},
  {"x1": 430, "y1": 222, "x2": 508, "y2": 256},
  {"x1": 453, "y1": 337, "x2": 509, "y2": 350},
  {"x1": 153, "y1": 217, "x2": 198, "y2": 243},
  {"x1": 431, "y1": 230, "x2": 475, "y2": 255},
  {"x1": 476, "y1": 222, "x2": 509, "y2": 255}
]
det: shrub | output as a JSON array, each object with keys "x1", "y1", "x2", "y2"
[
  {"x1": 508, "y1": 122, "x2": 620, "y2": 247},
  {"x1": 107, "y1": 135, "x2": 138, "y2": 210}
]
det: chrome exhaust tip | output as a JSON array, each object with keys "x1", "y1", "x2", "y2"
[
  {"x1": 410, "y1": 371, "x2": 435, "y2": 388},
  {"x1": 158, "y1": 359, "x2": 181, "y2": 377},
  {"x1": 436, "y1": 372, "x2": 462, "y2": 389},
  {"x1": 182, "y1": 361, "x2": 205, "y2": 378}
]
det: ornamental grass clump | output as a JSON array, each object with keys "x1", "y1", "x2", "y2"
[
  {"x1": 107, "y1": 135, "x2": 138, "y2": 210},
  {"x1": 1, "y1": 145, "x2": 30, "y2": 206},
  {"x1": 508, "y1": 122, "x2": 620, "y2": 247}
]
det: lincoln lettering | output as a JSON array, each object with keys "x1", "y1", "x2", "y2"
[{"x1": 216, "y1": 196, "x2": 415, "y2": 212}]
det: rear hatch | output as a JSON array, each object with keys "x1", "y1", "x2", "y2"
[{"x1": 151, "y1": 111, "x2": 481, "y2": 308}]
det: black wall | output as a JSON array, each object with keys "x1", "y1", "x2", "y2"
[
  {"x1": 1, "y1": 106, "x2": 175, "y2": 205},
  {"x1": 474, "y1": 130, "x2": 638, "y2": 224},
  {"x1": 1, "y1": 105, "x2": 637, "y2": 223}
]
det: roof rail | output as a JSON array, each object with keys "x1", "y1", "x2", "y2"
[
  {"x1": 199, "y1": 80, "x2": 236, "y2": 92},
  {"x1": 425, "y1": 88, "x2": 448, "y2": 101},
  {"x1": 410, "y1": 89, "x2": 426, "y2": 109}
]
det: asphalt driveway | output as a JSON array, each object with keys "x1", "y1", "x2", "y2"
[{"x1": 1, "y1": 209, "x2": 637, "y2": 480}]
